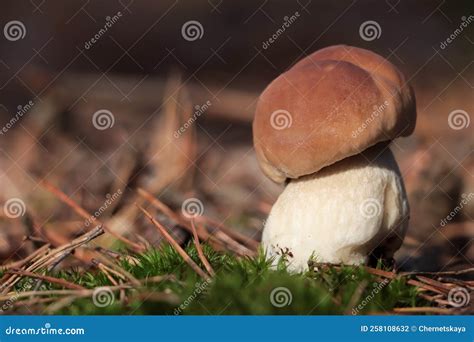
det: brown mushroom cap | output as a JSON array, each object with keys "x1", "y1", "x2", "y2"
[{"x1": 253, "y1": 45, "x2": 416, "y2": 183}]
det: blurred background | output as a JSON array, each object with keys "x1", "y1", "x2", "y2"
[{"x1": 0, "y1": 0, "x2": 472, "y2": 273}]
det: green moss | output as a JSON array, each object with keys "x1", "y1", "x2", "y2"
[{"x1": 5, "y1": 243, "x2": 429, "y2": 315}]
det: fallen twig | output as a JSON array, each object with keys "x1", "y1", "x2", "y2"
[
  {"x1": 0, "y1": 285, "x2": 131, "y2": 302},
  {"x1": 399, "y1": 267, "x2": 474, "y2": 277},
  {"x1": 92, "y1": 259, "x2": 127, "y2": 282},
  {"x1": 0, "y1": 226, "x2": 104, "y2": 295},
  {"x1": 415, "y1": 276, "x2": 455, "y2": 291},
  {"x1": 137, "y1": 204, "x2": 211, "y2": 281},
  {"x1": 137, "y1": 187, "x2": 256, "y2": 257},
  {"x1": 195, "y1": 216, "x2": 259, "y2": 250},
  {"x1": 393, "y1": 307, "x2": 454, "y2": 314},
  {"x1": 7, "y1": 269, "x2": 85, "y2": 290},
  {"x1": 137, "y1": 188, "x2": 181, "y2": 223},
  {"x1": 0, "y1": 244, "x2": 50, "y2": 271},
  {"x1": 191, "y1": 219, "x2": 215, "y2": 277},
  {"x1": 40, "y1": 180, "x2": 144, "y2": 251},
  {"x1": 364, "y1": 267, "x2": 397, "y2": 280},
  {"x1": 407, "y1": 279, "x2": 447, "y2": 295}
]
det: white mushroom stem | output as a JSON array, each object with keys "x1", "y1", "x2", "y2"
[{"x1": 262, "y1": 144, "x2": 409, "y2": 272}]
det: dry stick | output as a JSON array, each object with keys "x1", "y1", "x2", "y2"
[
  {"x1": 195, "y1": 216, "x2": 259, "y2": 250},
  {"x1": 23, "y1": 235, "x2": 48, "y2": 244},
  {"x1": 92, "y1": 257, "x2": 137, "y2": 300},
  {"x1": 418, "y1": 293, "x2": 452, "y2": 306},
  {"x1": 364, "y1": 267, "x2": 397, "y2": 280},
  {"x1": 94, "y1": 246, "x2": 123, "y2": 260},
  {"x1": 29, "y1": 227, "x2": 104, "y2": 271},
  {"x1": 32, "y1": 249, "x2": 73, "y2": 294},
  {"x1": 393, "y1": 307, "x2": 453, "y2": 314},
  {"x1": 367, "y1": 272, "x2": 452, "y2": 302},
  {"x1": 415, "y1": 276, "x2": 456, "y2": 291},
  {"x1": 93, "y1": 255, "x2": 140, "y2": 286},
  {"x1": 0, "y1": 245, "x2": 50, "y2": 288},
  {"x1": 92, "y1": 259, "x2": 127, "y2": 282},
  {"x1": 137, "y1": 188, "x2": 257, "y2": 256},
  {"x1": 91, "y1": 246, "x2": 140, "y2": 266},
  {"x1": 137, "y1": 204, "x2": 211, "y2": 281},
  {"x1": 137, "y1": 188, "x2": 181, "y2": 222},
  {"x1": 7, "y1": 269, "x2": 85, "y2": 290},
  {"x1": 138, "y1": 187, "x2": 221, "y2": 249},
  {"x1": 95, "y1": 262, "x2": 127, "y2": 304},
  {"x1": 210, "y1": 229, "x2": 256, "y2": 257},
  {"x1": 0, "y1": 226, "x2": 104, "y2": 295},
  {"x1": 367, "y1": 266, "x2": 471, "y2": 302},
  {"x1": 328, "y1": 264, "x2": 464, "y2": 295},
  {"x1": 40, "y1": 180, "x2": 144, "y2": 252},
  {"x1": 0, "y1": 285, "x2": 132, "y2": 302},
  {"x1": 13, "y1": 297, "x2": 58, "y2": 308},
  {"x1": 360, "y1": 266, "x2": 470, "y2": 310},
  {"x1": 40, "y1": 226, "x2": 97, "y2": 265},
  {"x1": 0, "y1": 290, "x2": 85, "y2": 301},
  {"x1": 190, "y1": 219, "x2": 215, "y2": 277},
  {"x1": 437, "y1": 277, "x2": 473, "y2": 288},
  {"x1": 347, "y1": 266, "x2": 459, "y2": 308},
  {"x1": 0, "y1": 244, "x2": 50, "y2": 271},
  {"x1": 96, "y1": 263, "x2": 121, "y2": 284},
  {"x1": 407, "y1": 279, "x2": 447, "y2": 295},
  {"x1": 399, "y1": 267, "x2": 474, "y2": 277}
]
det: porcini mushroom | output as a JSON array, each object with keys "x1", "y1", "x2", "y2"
[{"x1": 253, "y1": 45, "x2": 416, "y2": 272}]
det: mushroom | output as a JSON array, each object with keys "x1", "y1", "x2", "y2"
[{"x1": 253, "y1": 45, "x2": 416, "y2": 272}]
